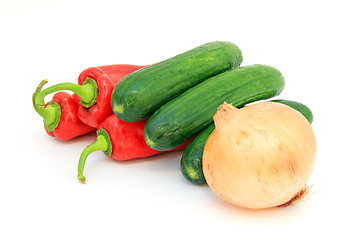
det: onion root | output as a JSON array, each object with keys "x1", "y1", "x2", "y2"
[{"x1": 277, "y1": 185, "x2": 313, "y2": 208}]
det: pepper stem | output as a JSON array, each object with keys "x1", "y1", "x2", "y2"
[
  {"x1": 32, "y1": 79, "x2": 61, "y2": 132},
  {"x1": 35, "y1": 78, "x2": 98, "y2": 108},
  {"x1": 78, "y1": 134, "x2": 109, "y2": 184}
]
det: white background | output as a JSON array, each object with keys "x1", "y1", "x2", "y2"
[{"x1": 1, "y1": 0, "x2": 359, "y2": 239}]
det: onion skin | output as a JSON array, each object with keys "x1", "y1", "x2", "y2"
[{"x1": 203, "y1": 102, "x2": 317, "y2": 209}]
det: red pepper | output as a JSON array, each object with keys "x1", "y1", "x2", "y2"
[
  {"x1": 32, "y1": 80, "x2": 96, "y2": 140},
  {"x1": 77, "y1": 114, "x2": 192, "y2": 183},
  {"x1": 36, "y1": 64, "x2": 146, "y2": 128}
]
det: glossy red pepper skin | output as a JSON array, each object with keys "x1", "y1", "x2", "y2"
[
  {"x1": 44, "y1": 92, "x2": 96, "y2": 140},
  {"x1": 75, "y1": 64, "x2": 146, "y2": 128},
  {"x1": 99, "y1": 114, "x2": 190, "y2": 160},
  {"x1": 78, "y1": 114, "x2": 193, "y2": 183}
]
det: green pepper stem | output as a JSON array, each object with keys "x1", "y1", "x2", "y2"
[
  {"x1": 32, "y1": 79, "x2": 48, "y2": 111},
  {"x1": 78, "y1": 135, "x2": 109, "y2": 184},
  {"x1": 32, "y1": 79, "x2": 61, "y2": 131},
  {"x1": 35, "y1": 78, "x2": 97, "y2": 107}
]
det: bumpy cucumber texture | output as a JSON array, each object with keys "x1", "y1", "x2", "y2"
[
  {"x1": 111, "y1": 41, "x2": 243, "y2": 122},
  {"x1": 144, "y1": 64, "x2": 286, "y2": 151}
]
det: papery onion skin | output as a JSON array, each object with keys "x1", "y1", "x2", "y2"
[{"x1": 203, "y1": 102, "x2": 317, "y2": 209}]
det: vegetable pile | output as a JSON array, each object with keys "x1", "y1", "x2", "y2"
[{"x1": 33, "y1": 41, "x2": 317, "y2": 209}]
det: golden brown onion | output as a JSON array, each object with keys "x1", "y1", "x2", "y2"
[{"x1": 203, "y1": 102, "x2": 317, "y2": 209}]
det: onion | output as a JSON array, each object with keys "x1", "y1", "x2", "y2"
[{"x1": 203, "y1": 102, "x2": 317, "y2": 209}]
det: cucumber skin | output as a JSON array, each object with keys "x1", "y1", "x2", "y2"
[
  {"x1": 111, "y1": 41, "x2": 242, "y2": 122},
  {"x1": 180, "y1": 99, "x2": 314, "y2": 184},
  {"x1": 144, "y1": 64, "x2": 285, "y2": 151},
  {"x1": 180, "y1": 125, "x2": 215, "y2": 184}
]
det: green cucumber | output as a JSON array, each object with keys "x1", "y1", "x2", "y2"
[
  {"x1": 180, "y1": 124, "x2": 215, "y2": 184},
  {"x1": 111, "y1": 41, "x2": 243, "y2": 122},
  {"x1": 144, "y1": 64, "x2": 285, "y2": 151},
  {"x1": 181, "y1": 99, "x2": 314, "y2": 184}
]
